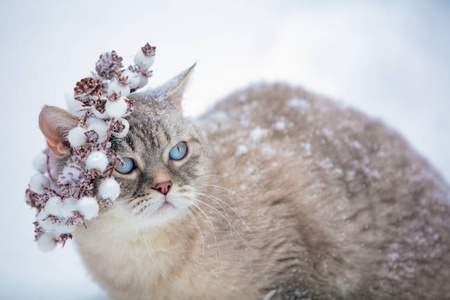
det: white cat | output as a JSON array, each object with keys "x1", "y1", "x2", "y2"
[{"x1": 39, "y1": 66, "x2": 450, "y2": 299}]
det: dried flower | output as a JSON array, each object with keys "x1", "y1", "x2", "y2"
[
  {"x1": 27, "y1": 42, "x2": 156, "y2": 251},
  {"x1": 106, "y1": 91, "x2": 121, "y2": 102},
  {"x1": 95, "y1": 50, "x2": 123, "y2": 80},
  {"x1": 141, "y1": 43, "x2": 156, "y2": 56},
  {"x1": 74, "y1": 77, "x2": 102, "y2": 105},
  {"x1": 125, "y1": 98, "x2": 135, "y2": 115},
  {"x1": 85, "y1": 130, "x2": 99, "y2": 143},
  {"x1": 111, "y1": 119, "x2": 126, "y2": 133},
  {"x1": 116, "y1": 71, "x2": 130, "y2": 85},
  {"x1": 95, "y1": 98, "x2": 107, "y2": 114}
]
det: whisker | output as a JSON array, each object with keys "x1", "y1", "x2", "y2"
[
  {"x1": 189, "y1": 201, "x2": 221, "y2": 266},
  {"x1": 192, "y1": 192, "x2": 233, "y2": 236},
  {"x1": 131, "y1": 218, "x2": 146, "y2": 293},
  {"x1": 141, "y1": 222, "x2": 173, "y2": 280},
  {"x1": 186, "y1": 208, "x2": 205, "y2": 260},
  {"x1": 194, "y1": 185, "x2": 258, "y2": 241},
  {"x1": 195, "y1": 195, "x2": 252, "y2": 249}
]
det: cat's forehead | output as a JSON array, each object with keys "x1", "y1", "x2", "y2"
[{"x1": 115, "y1": 98, "x2": 193, "y2": 155}]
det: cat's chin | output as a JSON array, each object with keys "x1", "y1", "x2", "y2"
[{"x1": 137, "y1": 196, "x2": 186, "y2": 227}]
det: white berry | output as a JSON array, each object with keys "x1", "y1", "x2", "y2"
[
  {"x1": 68, "y1": 127, "x2": 87, "y2": 148},
  {"x1": 122, "y1": 69, "x2": 140, "y2": 90},
  {"x1": 77, "y1": 196, "x2": 99, "y2": 220},
  {"x1": 112, "y1": 119, "x2": 129, "y2": 138},
  {"x1": 134, "y1": 50, "x2": 155, "y2": 69},
  {"x1": 86, "y1": 151, "x2": 108, "y2": 173},
  {"x1": 108, "y1": 80, "x2": 130, "y2": 98},
  {"x1": 29, "y1": 174, "x2": 50, "y2": 194},
  {"x1": 98, "y1": 178, "x2": 120, "y2": 202},
  {"x1": 37, "y1": 232, "x2": 57, "y2": 252},
  {"x1": 44, "y1": 196, "x2": 64, "y2": 217},
  {"x1": 105, "y1": 97, "x2": 128, "y2": 119},
  {"x1": 87, "y1": 118, "x2": 109, "y2": 142}
]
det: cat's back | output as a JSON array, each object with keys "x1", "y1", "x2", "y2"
[{"x1": 198, "y1": 83, "x2": 450, "y2": 298}]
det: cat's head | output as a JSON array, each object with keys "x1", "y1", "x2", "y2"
[{"x1": 39, "y1": 65, "x2": 209, "y2": 228}]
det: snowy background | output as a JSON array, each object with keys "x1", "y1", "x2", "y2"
[{"x1": 1, "y1": 0, "x2": 449, "y2": 299}]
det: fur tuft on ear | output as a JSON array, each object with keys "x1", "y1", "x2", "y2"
[
  {"x1": 39, "y1": 106, "x2": 81, "y2": 157},
  {"x1": 139, "y1": 63, "x2": 196, "y2": 107},
  {"x1": 162, "y1": 63, "x2": 196, "y2": 106}
]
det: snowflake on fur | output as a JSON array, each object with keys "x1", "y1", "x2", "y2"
[{"x1": 25, "y1": 43, "x2": 157, "y2": 252}]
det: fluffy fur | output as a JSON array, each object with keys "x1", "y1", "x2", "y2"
[{"x1": 42, "y1": 70, "x2": 450, "y2": 299}]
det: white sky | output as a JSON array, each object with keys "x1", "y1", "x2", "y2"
[{"x1": 1, "y1": 1, "x2": 449, "y2": 299}]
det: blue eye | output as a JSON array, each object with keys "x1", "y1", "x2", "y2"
[
  {"x1": 115, "y1": 157, "x2": 135, "y2": 174},
  {"x1": 169, "y1": 142, "x2": 188, "y2": 161}
]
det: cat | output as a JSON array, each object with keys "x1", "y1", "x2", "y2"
[{"x1": 38, "y1": 65, "x2": 450, "y2": 300}]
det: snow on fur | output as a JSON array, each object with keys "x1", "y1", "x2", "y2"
[{"x1": 25, "y1": 43, "x2": 156, "y2": 251}]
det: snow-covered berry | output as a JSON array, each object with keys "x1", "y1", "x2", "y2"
[
  {"x1": 29, "y1": 174, "x2": 50, "y2": 194},
  {"x1": 134, "y1": 49, "x2": 155, "y2": 69},
  {"x1": 98, "y1": 178, "x2": 120, "y2": 202},
  {"x1": 138, "y1": 72, "x2": 149, "y2": 89},
  {"x1": 92, "y1": 106, "x2": 109, "y2": 119},
  {"x1": 54, "y1": 223, "x2": 76, "y2": 234},
  {"x1": 68, "y1": 127, "x2": 87, "y2": 148},
  {"x1": 112, "y1": 119, "x2": 129, "y2": 138},
  {"x1": 36, "y1": 210, "x2": 57, "y2": 231},
  {"x1": 122, "y1": 68, "x2": 140, "y2": 90},
  {"x1": 32, "y1": 152, "x2": 47, "y2": 173},
  {"x1": 105, "y1": 97, "x2": 128, "y2": 119},
  {"x1": 77, "y1": 196, "x2": 99, "y2": 220},
  {"x1": 86, "y1": 151, "x2": 108, "y2": 173},
  {"x1": 60, "y1": 197, "x2": 78, "y2": 218},
  {"x1": 37, "y1": 232, "x2": 57, "y2": 252},
  {"x1": 44, "y1": 196, "x2": 64, "y2": 217},
  {"x1": 87, "y1": 118, "x2": 109, "y2": 142},
  {"x1": 108, "y1": 80, "x2": 130, "y2": 98}
]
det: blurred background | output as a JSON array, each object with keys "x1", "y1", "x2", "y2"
[{"x1": 1, "y1": 0, "x2": 449, "y2": 299}]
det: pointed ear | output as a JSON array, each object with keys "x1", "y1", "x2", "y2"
[
  {"x1": 39, "y1": 106, "x2": 81, "y2": 158},
  {"x1": 156, "y1": 63, "x2": 196, "y2": 107}
]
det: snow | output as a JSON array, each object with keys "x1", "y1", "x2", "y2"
[
  {"x1": 68, "y1": 127, "x2": 87, "y2": 147},
  {"x1": 249, "y1": 126, "x2": 267, "y2": 141},
  {"x1": 288, "y1": 97, "x2": 310, "y2": 110},
  {"x1": 98, "y1": 178, "x2": 120, "y2": 202},
  {"x1": 29, "y1": 173, "x2": 50, "y2": 194},
  {"x1": 77, "y1": 197, "x2": 99, "y2": 220},
  {"x1": 85, "y1": 151, "x2": 109, "y2": 173},
  {"x1": 236, "y1": 145, "x2": 248, "y2": 155},
  {"x1": 274, "y1": 120, "x2": 286, "y2": 131},
  {"x1": 105, "y1": 97, "x2": 128, "y2": 119},
  {"x1": 2, "y1": 1, "x2": 450, "y2": 299}
]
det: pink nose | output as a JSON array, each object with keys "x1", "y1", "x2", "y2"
[{"x1": 155, "y1": 181, "x2": 172, "y2": 195}]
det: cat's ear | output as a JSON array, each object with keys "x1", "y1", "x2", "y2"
[
  {"x1": 159, "y1": 63, "x2": 196, "y2": 107},
  {"x1": 39, "y1": 106, "x2": 81, "y2": 158}
]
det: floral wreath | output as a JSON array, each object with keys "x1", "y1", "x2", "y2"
[{"x1": 25, "y1": 43, "x2": 156, "y2": 252}]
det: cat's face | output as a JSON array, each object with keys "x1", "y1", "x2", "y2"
[
  {"x1": 107, "y1": 96, "x2": 208, "y2": 227},
  {"x1": 40, "y1": 65, "x2": 206, "y2": 229}
]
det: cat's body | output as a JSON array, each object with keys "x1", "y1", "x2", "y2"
[{"x1": 41, "y1": 70, "x2": 450, "y2": 299}]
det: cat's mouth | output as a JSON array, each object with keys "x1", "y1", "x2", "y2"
[{"x1": 157, "y1": 199, "x2": 175, "y2": 213}]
